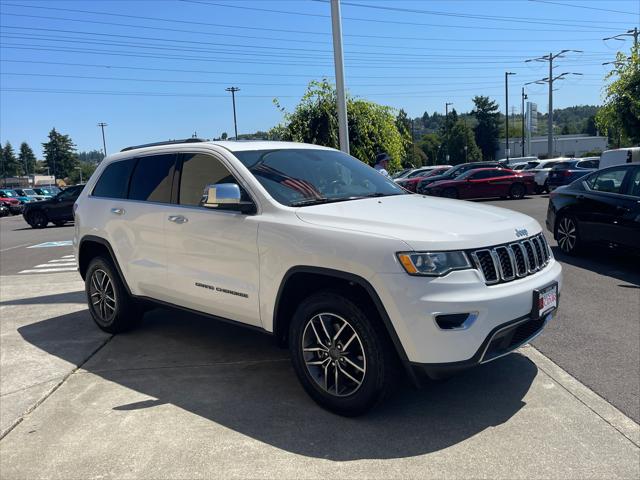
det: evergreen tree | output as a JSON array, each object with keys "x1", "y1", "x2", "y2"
[
  {"x1": 18, "y1": 142, "x2": 37, "y2": 176},
  {"x1": 2, "y1": 141, "x2": 22, "y2": 177},
  {"x1": 471, "y1": 96, "x2": 501, "y2": 160},
  {"x1": 42, "y1": 128, "x2": 79, "y2": 179}
]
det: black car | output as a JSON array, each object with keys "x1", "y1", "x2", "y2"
[
  {"x1": 416, "y1": 161, "x2": 503, "y2": 193},
  {"x1": 547, "y1": 158, "x2": 599, "y2": 191},
  {"x1": 546, "y1": 164, "x2": 640, "y2": 255},
  {"x1": 23, "y1": 184, "x2": 85, "y2": 228}
]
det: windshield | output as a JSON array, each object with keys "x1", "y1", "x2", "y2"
[
  {"x1": 1, "y1": 191, "x2": 16, "y2": 197},
  {"x1": 553, "y1": 161, "x2": 578, "y2": 170},
  {"x1": 23, "y1": 189, "x2": 36, "y2": 195},
  {"x1": 233, "y1": 149, "x2": 406, "y2": 206}
]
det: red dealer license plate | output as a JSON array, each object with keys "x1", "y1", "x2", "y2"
[{"x1": 535, "y1": 283, "x2": 558, "y2": 318}]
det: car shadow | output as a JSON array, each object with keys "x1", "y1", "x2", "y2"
[
  {"x1": 0, "y1": 290, "x2": 86, "y2": 306},
  {"x1": 17, "y1": 306, "x2": 539, "y2": 460},
  {"x1": 12, "y1": 223, "x2": 74, "y2": 231},
  {"x1": 551, "y1": 246, "x2": 640, "y2": 287}
]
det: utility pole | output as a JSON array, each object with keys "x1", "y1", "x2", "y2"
[
  {"x1": 525, "y1": 50, "x2": 582, "y2": 158},
  {"x1": 97, "y1": 122, "x2": 108, "y2": 157},
  {"x1": 331, "y1": 0, "x2": 349, "y2": 154},
  {"x1": 604, "y1": 27, "x2": 639, "y2": 49},
  {"x1": 521, "y1": 87, "x2": 528, "y2": 157},
  {"x1": 505, "y1": 72, "x2": 516, "y2": 160},
  {"x1": 445, "y1": 102, "x2": 453, "y2": 162},
  {"x1": 225, "y1": 87, "x2": 240, "y2": 140}
]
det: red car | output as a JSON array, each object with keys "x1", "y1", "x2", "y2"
[
  {"x1": 396, "y1": 166, "x2": 452, "y2": 192},
  {"x1": 421, "y1": 167, "x2": 535, "y2": 200},
  {"x1": 0, "y1": 196, "x2": 22, "y2": 214}
]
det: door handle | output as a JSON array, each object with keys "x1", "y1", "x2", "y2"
[
  {"x1": 110, "y1": 207, "x2": 125, "y2": 215},
  {"x1": 168, "y1": 215, "x2": 188, "y2": 224}
]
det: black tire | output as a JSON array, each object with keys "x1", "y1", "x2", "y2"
[
  {"x1": 555, "y1": 215, "x2": 581, "y2": 255},
  {"x1": 53, "y1": 220, "x2": 66, "y2": 227},
  {"x1": 509, "y1": 183, "x2": 526, "y2": 199},
  {"x1": 544, "y1": 181, "x2": 550, "y2": 194},
  {"x1": 442, "y1": 187, "x2": 458, "y2": 199},
  {"x1": 28, "y1": 211, "x2": 48, "y2": 228},
  {"x1": 289, "y1": 291, "x2": 397, "y2": 416},
  {"x1": 85, "y1": 256, "x2": 139, "y2": 333},
  {"x1": 534, "y1": 185, "x2": 543, "y2": 194}
]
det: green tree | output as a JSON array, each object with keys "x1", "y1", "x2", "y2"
[
  {"x1": 471, "y1": 96, "x2": 501, "y2": 160},
  {"x1": 221, "y1": 132, "x2": 228, "y2": 140},
  {"x1": 596, "y1": 45, "x2": 640, "y2": 145},
  {"x1": 42, "y1": 128, "x2": 79, "y2": 180},
  {"x1": 417, "y1": 133, "x2": 442, "y2": 165},
  {"x1": 2, "y1": 141, "x2": 22, "y2": 176},
  {"x1": 442, "y1": 120, "x2": 482, "y2": 165},
  {"x1": 271, "y1": 80, "x2": 405, "y2": 171},
  {"x1": 68, "y1": 162, "x2": 96, "y2": 184},
  {"x1": 18, "y1": 142, "x2": 37, "y2": 175}
]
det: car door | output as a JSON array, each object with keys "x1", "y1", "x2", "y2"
[
  {"x1": 577, "y1": 166, "x2": 633, "y2": 245},
  {"x1": 460, "y1": 170, "x2": 491, "y2": 198},
  {"x1": 46, "y1": 186, "x2": 81, "y2": 221},
  {"x1": 484, "y1": 170, "x2": 514, "y2": 197},
  {"x1": 163, "y1": 151, "x2": 262, "y2": 327},
  {"x1": 615, "y1": 166, "x2": 640, "y2": 249}
]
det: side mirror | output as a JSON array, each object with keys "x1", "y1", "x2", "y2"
[{"x1": 203, "y1": 183, "x2": 255, "y2": 214}]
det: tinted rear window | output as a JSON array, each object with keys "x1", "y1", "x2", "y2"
[
  {"x1": 128, "y1": 154, "x2": 175, "y2": 203},
  {"x1": 92, "y1": 159, "x2": 135, "y2": 199}
]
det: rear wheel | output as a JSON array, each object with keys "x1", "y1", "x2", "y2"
[
  {"x1": 85, "y1": 256, "x2": 139, "y2": 333},
  {"x1": 28, "y1": 211, "x2": 48, "y2": 228},
  {"x1": 289, "y1": 291, "x2": 397, "y2": 416},
  {"x1": 442, "y1": 187, "x2": 458, "y2": 199},
  {"x1": 509, "y1": 183, "x2": 526, "y2": 199},
  {"x1": 556, "y1": 215, "x2": 580, "y2": 255},
  {"x1": 53, "y1": 220, "x2": 66, "y2": 227},
  {"x1": 544, "y1": 181, "x2": 550, "y2": 194}
]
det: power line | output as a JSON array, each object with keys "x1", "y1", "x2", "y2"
[
  {"x1": 528, "y1": 0, "x2": 640, "y2": 16},
  {"x1": 181, "y1": 0, "x2": 619, "y2": 32}
]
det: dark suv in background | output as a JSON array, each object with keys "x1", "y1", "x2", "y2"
[
  {"x1": 547, "y1": 158, "x2": 600, "y2": 191},
  {"x1": 23, "y1": 184, "x2": 85, "y2": 228}
]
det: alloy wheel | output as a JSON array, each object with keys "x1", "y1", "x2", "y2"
[
  {"x1": 301, "y1": 313, "x2": 366, "y2": 397},
  {"x1": 89, "y1": 268, "x2": 117, "y2": 323},
  {"x1": 557, "y1": 217, "x2": 577, "y2": 252}
]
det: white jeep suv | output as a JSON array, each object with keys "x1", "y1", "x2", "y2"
[{"x1": 74, "y1": 139, "x2": 562, "y2": 416}]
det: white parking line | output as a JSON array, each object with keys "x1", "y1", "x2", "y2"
[
  {"x1": 33, "y1": 263, "x2": 77, "y2": 268},
  {"x1": 19, "y1": 255, "x2": 78, "y2": 275},
  {"x1": 18, "y1": 267, "x2": 78, "y2": 274}
]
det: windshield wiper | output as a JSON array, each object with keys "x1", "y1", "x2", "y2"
[{"x1": 290, "y1": 197, "x2": 332, "y2": 207}]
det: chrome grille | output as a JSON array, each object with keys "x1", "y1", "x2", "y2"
[{"x1": 470, "y1": 233, "x2": 553, "y2": 285}]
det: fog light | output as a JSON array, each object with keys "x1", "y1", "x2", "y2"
[{"x1": 435, "y1": 312, "x2": 478, "y2": 330}]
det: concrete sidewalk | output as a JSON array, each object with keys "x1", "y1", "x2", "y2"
[{"x1": 1, "y1": 272, "x2": 638, "y2": 479}]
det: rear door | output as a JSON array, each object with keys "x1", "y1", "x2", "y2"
[
  {"x1": 484, "y1": 169, "x2": 514, "y2": 197},
  {"x1": 47, "y1": 185, "x2": 82, "y2": 221},
  {"x1": 163, "y1": 151, "x2": 262, "y2": 327},
  {"x1": 616, "y1": 167, "x2": 640, "y2": 249}
]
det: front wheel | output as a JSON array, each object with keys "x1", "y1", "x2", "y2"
[
  {"x1": 52, "y1": 220, "x2": 66, "y2": 227},
  {"x1": 442, "y1": 187, "x2": 458, "y2": 199},
  {"x1": 28, "y1": 211, "x2": 48, "y2": 228},
  {"x1": 556, "y1": 215, "x2": 581, "y2": 255},
  {"x1": 289, "y1": 291, "x2": 396, "y2": 416},
  {"x1": 509, "y1": 183, "x2": 526, "y2": 199}
]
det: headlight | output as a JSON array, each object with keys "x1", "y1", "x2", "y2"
[{"x1": 397, "y1": 251, "x2": 471, "y2": 276}]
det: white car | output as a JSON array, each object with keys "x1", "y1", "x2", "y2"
[
  {"x1": 531, "y1": 158, "x2": 573, "y2": 193},
  {"x1": 74, "y1": 140, "x2": 562, "y2": 416}
]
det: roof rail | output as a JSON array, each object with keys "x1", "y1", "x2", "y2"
[{"x1": 120, "y1": 138, "x2": 207, "y2": 152}]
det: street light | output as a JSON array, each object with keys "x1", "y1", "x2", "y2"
[
  {"x1": 75, "y1": 166, "x2": 83, "y2": 184},
  {"x1": 505, "y1": 72, "x2": 516, "y2": 160}
]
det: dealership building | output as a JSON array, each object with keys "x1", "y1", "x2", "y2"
[{"x1": 496, "y1": 134, "x2": 608, "y2": 159}]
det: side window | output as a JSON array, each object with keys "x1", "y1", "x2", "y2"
[
  {"x1": 578, "y1": 160, "x2": 598, "y2": 169},
  {"x1": 92, "y1": 159, "x2": 135, "y2": 199},
  {"x1": 491, "y1": 170, "x2": 512, "y2": 177},
  {"x1": 586, "y1": 167, "x2": 628, "y2": 194},
  {"x1": 128, "y1": 154, "x2": 175, "y2": 203},
  {"x1": 470, "y1": 170, "x2": 492, "y2": 179},
  {"x1": 625, "y1": 168, "x2": 640, "y2": 197},
  {"x1": 58, "y1": 186, "x2": 81, "y2": 200},
  {"x1": 178, "y1": 153, "x2": 249, "y2": 208}
]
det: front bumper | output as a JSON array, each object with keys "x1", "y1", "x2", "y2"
[
  {"x1": 7, "y1": 204, "x2": 23, "y2": 214},
  {"x1": 371, "y1": 260, "x2": 562, "y2": 366}
]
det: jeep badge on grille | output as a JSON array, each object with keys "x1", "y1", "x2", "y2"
[{"x1": 515, "y1": 228, "x2": 528, "y2": 238}]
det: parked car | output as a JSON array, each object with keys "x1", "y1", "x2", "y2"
[
  {"x1": 14, "y1": 188, "x2": 47, "y2": 201},
  {"x1": 0, "y1": 195, "x2": 23, "y2": 214},
  {"x1": 416, "y1": 161, "x2": 503, "y2": 193},
  {"x1": 0, "y1": 204, "x2": 9, "y2": 217},
  {"x1": 599, "y1": 147, "x2": 640, "y2": 169},
  {"x1": 391, "y1": 168, "x2": 414, "y2": 180},
  {"x1": 0, "y1": 189, "x2": 34, "y2": 205},
  {"x1": 498, "y1": 156, "x2": 538, "y2": 167},
  {"x1": 75, "y1": 139, "x2": 561, "y2": 416},
  {"x1": 23, "y1": 184, "x2": 85, "y2": 228},
  {"x1": 546, "y1": 163, "x2": 640, "y2": 255},
  {"x1": 547, "y1": 158, "x2": 599, "y2": 191},
  {"x1": 510, "y1": 162, "x2": 528, "y2": 171},
  {"x1": 396, "y1": 166, "x2": 451, "y2": 192},
  {"x1": 421, "y1": 168, "x2": 535, "y2": 200},
  {"x1": 531, "y1": 158, "x2": 573, "y2": 193},
  {"x1": 32, "y1": 187, "x2": 55, "y2": 199}
]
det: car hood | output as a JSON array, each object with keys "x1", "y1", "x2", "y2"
[
  {"x1": 0, "y1": 198, "x2": 20, "y2": 204},
  {"x1": 295, "y1": 195, "x2": 541, "y2": 250}
]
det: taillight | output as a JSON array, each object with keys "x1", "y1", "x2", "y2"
[{"x1": 563, "y1": 170, "x2": 572, "y2": 177}]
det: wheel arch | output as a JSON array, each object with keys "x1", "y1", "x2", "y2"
[
  {"x1": 78, "y1": 235, "x2": 132, "y2": 294},
  {"x1": 272, "y1": 266, "x2": 418, "y2": 385}
]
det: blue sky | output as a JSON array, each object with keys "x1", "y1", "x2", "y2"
[{"x1": 1, "y1": 0, "x2": 638, "y2": 155}]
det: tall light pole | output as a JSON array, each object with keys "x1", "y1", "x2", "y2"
[
  {"x1": 225, "y1": 87, "x2": 240, "y2": 140},
  {"x1": 97, "y1": 122, "x2": 108, "y2": 157},
  {"x1": 525, "y1": 50, "x2": 582, "y2": 157},
  {"x1": 521, "y1": 87, "x2": 528, "y2": 157},
  {"x1": 445, "y1": 102, "x2": 453, "y2": 162},
  {"x1": 505, "y1": 72, "x2": 516, "y2": 160},
  {"x1": 75, "y1": 166, "x2": 83, "y2": 184},
  {"x1": 331, "y1": 0, "x2": 349, "y2": 154},
  {"x1": 604, "y1": 27, "x2": 639, "y2": 50}
]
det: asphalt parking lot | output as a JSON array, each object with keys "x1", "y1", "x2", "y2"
[{"x1": 0, "y1": 197, "x2": 639, "y2": 478}]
